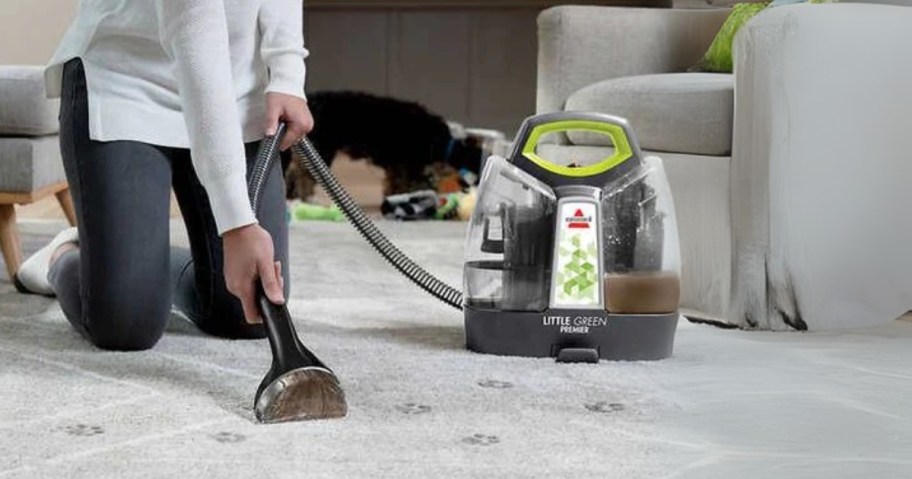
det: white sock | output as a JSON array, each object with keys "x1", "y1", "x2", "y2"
[{"x1": 15, "y1": 227, "x2": 79, "y2": 296}]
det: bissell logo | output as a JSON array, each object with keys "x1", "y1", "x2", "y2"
[{"x1": 567, "y1": 208, "x2": 591, "y2": 229}]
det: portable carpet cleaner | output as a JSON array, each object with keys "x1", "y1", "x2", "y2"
[{"x1": 248, "y1": 112, "x2": 682, "y2": 424}]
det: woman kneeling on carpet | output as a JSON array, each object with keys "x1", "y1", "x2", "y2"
[{"x1": 14, "y1": 0, "x2": 311, "y2": 350}]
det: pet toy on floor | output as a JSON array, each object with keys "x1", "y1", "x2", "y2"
[{"x1": 292, "y1": 202, "x2": 345, "y2": 222}]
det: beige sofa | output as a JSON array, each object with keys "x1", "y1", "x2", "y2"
[{"x1": 536, "y1": 4, "x2": 912, "y2": 330}]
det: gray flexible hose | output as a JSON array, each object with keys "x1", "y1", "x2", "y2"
[
  {"x1": 249, "y1": 123, "x2": 288, "y2": 213},
  {"x1": 291, "y1": 138, "x2": 464, "y2": 310}
]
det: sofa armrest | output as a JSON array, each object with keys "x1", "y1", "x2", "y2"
[
  {"x1": 537, "y1": 6, "x2": 729, "y2": 114},
  {"x1": 730, "y1": 4, "x2": 912, "y2": 330}
]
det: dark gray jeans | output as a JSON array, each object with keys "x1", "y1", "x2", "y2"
[{"x1": 51, "y1": 59, "x2": 289, "y2": 351}]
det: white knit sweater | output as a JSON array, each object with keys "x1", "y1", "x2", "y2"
[{"x1": 46, "y1": 0, "x2": 308, "y2": 234}]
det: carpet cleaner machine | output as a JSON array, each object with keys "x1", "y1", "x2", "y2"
[{"x1": 248, "y1": 112, "x2": 682, "y2": 423}]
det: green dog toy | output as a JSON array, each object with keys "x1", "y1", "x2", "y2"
[
  {"x1": 434, "y1": 193, "x2": 461, "y2": 220},
  {"x1": 294, "y1": 203, "x2": 345, "y2": 222}
]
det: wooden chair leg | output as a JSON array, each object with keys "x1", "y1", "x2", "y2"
[
  {"x1": 0, "y1": 204, "x2": 23, "y2": 280},
  {"x1": 56, "y1": 188, "x2": 77, "y2": 227}
]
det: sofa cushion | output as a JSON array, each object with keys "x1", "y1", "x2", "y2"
[
  {"x1": 564, "y1": 73, "x2": 734, "y2": 156},
  {"x1": 0, "y1": 66, "x2": 59, "y2": 136},
  {"x1": 0, "y1": 136, "x2": 65, "y2": 193}
]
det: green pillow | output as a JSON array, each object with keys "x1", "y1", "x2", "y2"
[{"x1": 693, "y1": 3, "x2": 769, "y2": 74}]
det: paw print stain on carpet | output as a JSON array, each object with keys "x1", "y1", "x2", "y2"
[
  {"x1": 211, "y1": 432, "x2": 247, "y2": 444},
  {"x1": 462, "y1": 434, "x2": 500, "y2": 446},
  {"x1": 477, "y1": 380, "x2": 514, "y2": 389},
  {"x1": 585, "y1": 401, "x2": 626, "y2": 414},
  {"x1": 395, "y1": 403, "x2": 432, "y2": 415},
  {"x1": 59, "y1": 424, "x2": 105, "y2": 437}
]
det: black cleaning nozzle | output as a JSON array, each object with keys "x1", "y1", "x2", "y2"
[
  {"x1": 249, "y1": 126, "x2": 347, "y2": 424},
  {"x1": 253, "y1": 284, "x2": 347, "y2": 423}
]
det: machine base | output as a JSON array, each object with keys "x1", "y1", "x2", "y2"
[{"x1": 464, "y1": 306, "x2": 679, "y2": 361}]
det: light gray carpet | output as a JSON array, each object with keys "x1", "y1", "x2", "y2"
[{"x1": 2, "y1": 220, "x2": 912, "y2": 478}]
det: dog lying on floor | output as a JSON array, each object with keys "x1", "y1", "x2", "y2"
[{"x1": 282, "y1": 91, "x2": 484, "y2": 200}]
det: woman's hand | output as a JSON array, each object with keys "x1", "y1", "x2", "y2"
[
  {"x1": 265, "y1": 92, "x2": 314, "y2": 151},
  {"x1": 223, "y1": 223, "x2": 285, "y2": 324}
]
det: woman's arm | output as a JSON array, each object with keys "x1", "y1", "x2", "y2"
[
  {"x1": 258, "y1": 0, "x2": 313, "y2": 149},
  {"x1": 155, "y1": 0, "x2": 255, "y2": 235},
  {"x1": 156, "y1": 0, "x2": 285, "y2": 318},
  {"x1": 258, "y1": 0, "x2": 309, "y2": 100}
]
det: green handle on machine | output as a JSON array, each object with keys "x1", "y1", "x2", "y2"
[{"x1": 517, "y1": 113, "x2": 638, "y2": 178}]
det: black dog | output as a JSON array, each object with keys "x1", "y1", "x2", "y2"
[{"x1": 283, "y1": 91, "x2": 483, "y2": 200}]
